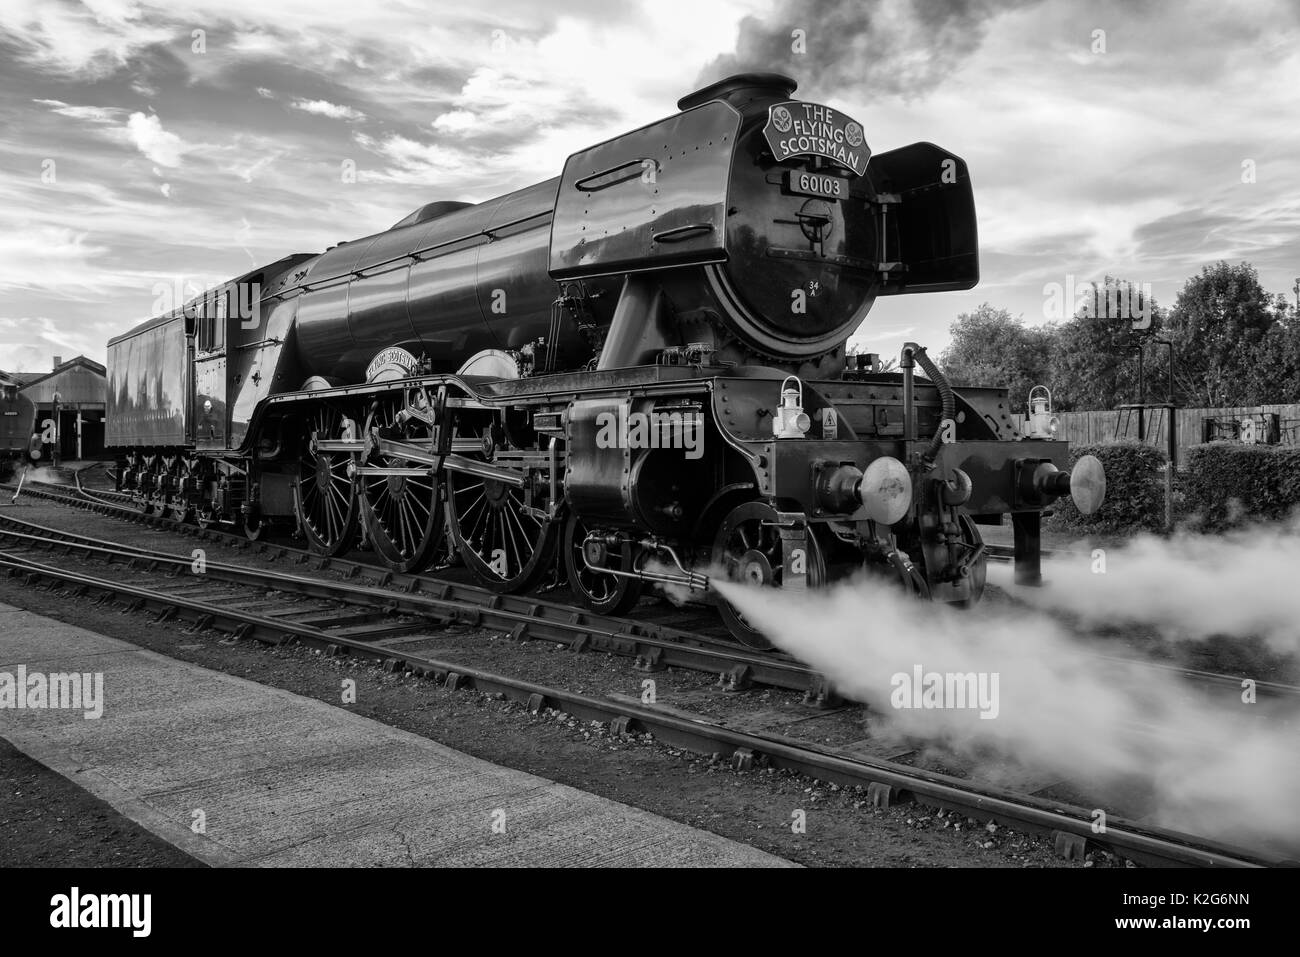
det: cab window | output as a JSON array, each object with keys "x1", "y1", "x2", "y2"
[
  {"x1": 214, "y1": 290, "x2": 227, "y2": 350},
  {"x1": 197, "y1": 291, "x2": 227, "y2": 353},
  {"x1": 196, "y1": 297, "x2": 212, "y2": 352}
]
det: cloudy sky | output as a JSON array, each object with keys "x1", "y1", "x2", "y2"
[{"x1": 1, "y1": 0, "x2": 1298, "y2": 372}]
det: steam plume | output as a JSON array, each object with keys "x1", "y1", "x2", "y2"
[
  {"x1": 713, "y1": 571, "x2": 1300, "y2": 853},
  {"x1": 699, "y1": 0, "x2": 1044, "y2": 99},
  {"x1": 990, "y1": 518, "x2": 1300, "y2": 657}
]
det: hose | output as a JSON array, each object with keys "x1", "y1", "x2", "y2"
[
  {"x1": 888, "y1": 547, "x2": 931, "y2": 600},
  {"x1": 904, "y1": 342, "x2": 955, "y2": 469}
]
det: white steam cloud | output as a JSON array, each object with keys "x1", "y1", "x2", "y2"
[
  {"x1": 990, "y1": 518, "x2": 1300, "y2": 656},
  {"x1": 12, "y1": 466, "x2": 68, "y2": 486},
  {"x1": 713, "y1": 569, "x2": 1300, "y2": 855}
]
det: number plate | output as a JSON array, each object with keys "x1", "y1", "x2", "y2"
[{"x1": 785, "y1": 169, "x2": 846, "y2": 201}]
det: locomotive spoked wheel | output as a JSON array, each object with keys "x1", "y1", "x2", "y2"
[
  {"x1": 137, "y1": 457, "x2": 161, "y2": 515},
  {"x1": 562, "y1": 513, "x2": 642, "y2": 615},
  {"x1": 445, "y1": 425, "x2": 556, "y2": 593},
  {"x1": 165, "y1": 457, "x2": 192, "y2": 523},
  {"x1": 359, "y1": 393, "x2": 446, "y2": 574},
  {"x1": 294, "y1": 405, "x2": 360, "y2": 556},
  {"x1": 711, "y1": 501, "x2": 825, "y2": 650}
]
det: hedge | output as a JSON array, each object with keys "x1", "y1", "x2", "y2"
[
  {"x1": 1181, "y1": 442, "x2": 1300, "y2": 530},
  {"x1": 1044, "y1": 440, "x2": 1168, "y2": 534}
]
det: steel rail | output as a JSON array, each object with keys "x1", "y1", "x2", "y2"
[
  {"x1": 0, "y1": 509, "x2": 820, "y2": 695},
  {"x1": 6, "y1": 484, "x2": 1297, "y2": 706}
]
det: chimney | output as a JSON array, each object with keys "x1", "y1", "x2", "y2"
[
  {"x1": 677, "y1": 72, "x2": 797, "y2": 112},
  {"x1": 52, "y1": 355, "x2": 62, "y2": 369}
]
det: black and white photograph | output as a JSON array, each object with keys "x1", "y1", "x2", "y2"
[{"x1": 0, "y1": 0, "x2": 1294, "y2": 936}]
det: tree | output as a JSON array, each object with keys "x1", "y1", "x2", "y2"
[
  {"x1": 1050, "y1": 280, "x2": 1166, "y2": 411},
  {"x1": 1244, "y1": 311, "x2": 1300, "y2": 403},
  {"x1": 939, "y1": 304, "x2": 1054, "y2": 412},
  {"x1": 1164, "y1": 261, "x2": 1289, "y2": 406}
]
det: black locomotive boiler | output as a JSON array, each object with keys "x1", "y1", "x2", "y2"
[{"x1": 106, "y1": 73, "x2": 1103, "y2": 647}]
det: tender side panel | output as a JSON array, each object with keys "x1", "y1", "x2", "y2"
[{"x1": 106, "y1": 314, "x2": 187, "y2": 447}]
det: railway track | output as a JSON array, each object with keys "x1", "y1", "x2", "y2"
[
  {"x1": 3, "y1": 479, "x2": 832, "y2": 698},
  {"x1": 8, "y1": 478, "x2": 1296, "y2": 707},
  {"x1": 0, "y1": 505, "x2": 1292, "y2": 867}
]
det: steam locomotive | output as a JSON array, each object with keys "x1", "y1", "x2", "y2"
[
  {"x1": 106, "y1": 73, "x2": 1103, "y2": 647},
  {"x1": 0, "y1": 383, "x2": 36, "y2": 482}
]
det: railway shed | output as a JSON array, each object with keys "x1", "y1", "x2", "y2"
[{"x1": 7, "y1": 356, "x2": 107, "y2": 462}]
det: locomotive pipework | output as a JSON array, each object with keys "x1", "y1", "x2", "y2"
[{"x1": 103, "y1": 71, "x2": 1104, "y2": 648}]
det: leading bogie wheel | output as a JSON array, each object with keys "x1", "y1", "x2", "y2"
[
  {"x1": 562, "y1": 513, "x2": 642, "y2": 615},
  {"x1": 711, "y1": 500, "x2": 824, "y2": 650}
]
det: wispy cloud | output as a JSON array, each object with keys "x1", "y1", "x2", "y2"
[
  {"x1": 289, "y1": 97, "x2": 365, "y2": 121},
  {"x1": 33, "y1": 97, "x2": 190, "y2": 167}
]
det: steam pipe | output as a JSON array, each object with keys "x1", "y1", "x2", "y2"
[
  {"x1": 888, "y1": 547, "x2": 930, "y2": 599},
  {"x1": 901, "y1": 346, "x2": 915, "y2": 443},
  {"x1": 581, "y1": 534, "x2": 709, "y2": 592},
  {"x1": 901, "y1": 342, "x2": 955, "y2": 469}
]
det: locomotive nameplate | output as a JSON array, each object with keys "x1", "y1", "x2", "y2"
[
  {"x1": 764, "y1": 101, "x2": 869, "y2": 175},
  {"x1": 366, "y1": 346, "x2": 419, "y2": 382},
  {"x1": 784, "y1": 169, "x2": 846, "y2": 201}
]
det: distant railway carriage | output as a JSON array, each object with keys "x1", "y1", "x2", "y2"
[
  {"x1": 0, "y1": 381, "x2": 36, "y2": 481},
  {"x1": 105, "y1": 73, "x2": 1103, "y2": 647}
]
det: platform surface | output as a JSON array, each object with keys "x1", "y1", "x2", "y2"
[{"x1": 0, "y1": 603, "x2": 793, "y2": 867}]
